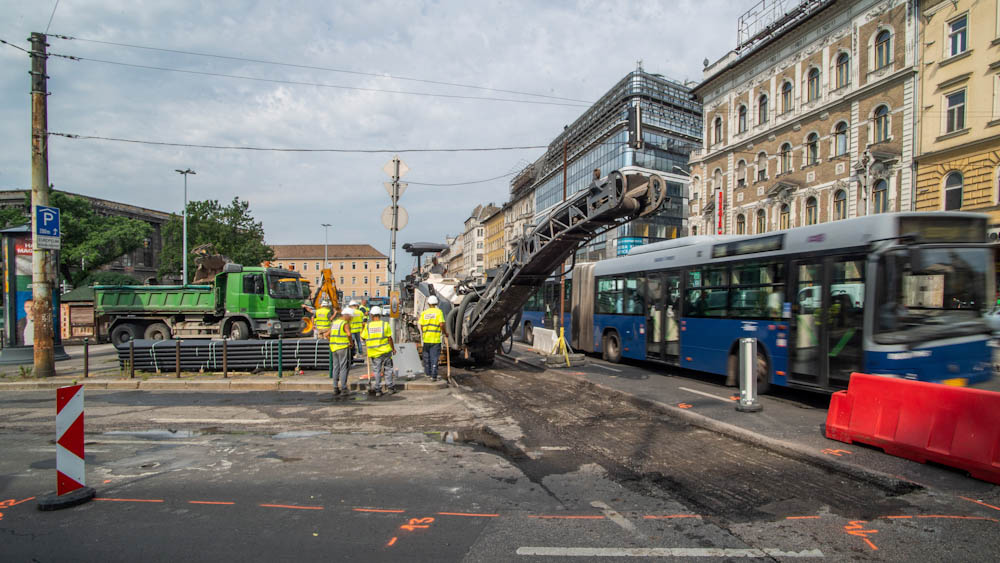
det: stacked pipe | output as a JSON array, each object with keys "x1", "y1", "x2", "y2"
[{"x1": 116, "y1": 339, "x2": 333, "y2": 373}]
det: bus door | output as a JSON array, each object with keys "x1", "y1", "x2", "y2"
[
  {"x1": 645, "y1": 271, "x2": 681, "y2": 362},
  {"x1": 827, "y1": 256, "x2": 865, "y2": 388},
  {"x1": 790, "y1": 259, "x2": 828, "y2": 387}
]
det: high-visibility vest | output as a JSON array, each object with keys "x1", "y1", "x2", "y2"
[
  {"x1": 362, "y1": 320, "x2": 392, "y2": 357},
  {"x1": 359, "y1": 305, "x2": 370, "y2": 317},
  {"x1": 315, "y1": 307, "x2": 332, "y2": 330},
  {"x1": 419, "y1": 307, "x2": 445, "y2": 344},
  {"x1": 349, "y1": 310, "x2": 365, "y2": 334},
  {"x1": 329, "y1": 319, "x2": 351, "y2": 352}
]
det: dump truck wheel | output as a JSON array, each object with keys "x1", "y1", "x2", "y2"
[
  {"x1": 229, "y1": 320, "x2": 251, "y2": 340},
  {"x1": 111, "y1": 323, "x2": 138, "y2": 346},
  {"x1": 144, "y1": 323, "x2": 171, "y2": 341}
]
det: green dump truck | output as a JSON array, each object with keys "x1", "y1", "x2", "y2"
[{"x1": 95, "y1": 264, "x2": 307, "y2": 345}]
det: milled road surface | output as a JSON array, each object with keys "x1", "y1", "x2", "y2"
[{"x1": 1, "y1": 361, "x2": 998, "y2": 561}]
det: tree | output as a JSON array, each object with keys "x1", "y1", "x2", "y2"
[
  {"x1": 159, "y1": 197, "x2": 274, "y2": 279},
  {"x1": 0, "y1": 192, "x2": 152, "y2": 286}
]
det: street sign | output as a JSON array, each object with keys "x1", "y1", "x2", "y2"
[
  {"x1": 383, "y1": 181, "x2": 408, "y2": 197},
  {"x1": 389, "y1": 290, "x2": 400, "y2": 319},
  {"x1": 381, "y1": 206, "x2": 408, "y2": 231},
  {"x1": 382, "y1": 157, "x2": 409, "y2": 179},
  {"x1": 35, "y1": 205, "x2": 60, "y2": 249}
]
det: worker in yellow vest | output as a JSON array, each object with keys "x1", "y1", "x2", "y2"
[
  {"x1": 329, "y1": 307, "x2": 355, "y2": 397},
  {"x1": 362, "y1": 306, "x2": 396, "y2": 396},
  {"x1": 348, "y1": 300, "x2": 366, "y2": 361},
  {"x1": 314, "y1": 298, "x2": 333, "y2": 339},
  {"x1": 418, "y1": 296, "x2": 447, "y2": 382}
]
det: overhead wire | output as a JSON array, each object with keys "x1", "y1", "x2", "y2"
[
  {"x1": 0, "y1": 37, "x2": 31, "y2": 54},
  {"x1": 49, "y1": 33, "x2": 595, "y2": 104},
  {"x1": 407, "y1": 171, "x2": 517, "y2": 187},
  {"x1": 47, "y1": 52, "x2": 591, "y2": 108}
]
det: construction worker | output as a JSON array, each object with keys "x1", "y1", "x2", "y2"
[
  {"x1": 329, "y1": 307, "x2": 354, "y2": 397},
  {"x1": 362, "y1": 306, "x2": 396, "y2": 396},
  {"x1": 358, "y1": 298, "x2": 370, "y2": 320},
  {"x1": 348, "y1": 300, "x2": 366, "y2": 360},
  {"x1": 418, "y1": 296, "x2": 447, "y2": 382},
  {"x1": 314, "y1": 298, "x2": 333, "y2": 339}
]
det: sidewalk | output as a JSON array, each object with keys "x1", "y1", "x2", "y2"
[
  {"x1": 0, "y1": 342, "x2": 447, "y2": 392},
  {"x1": 501, "y1": 344, "x2": 1000, "y2": 497}
]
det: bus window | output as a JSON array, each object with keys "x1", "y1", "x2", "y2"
[
  {"x1": 624, "y1": 275, "x2": 643, "y2": 315},
  {"x1": 597, "y1": 277, "x2": 623, "y2": 314},
  {"x1": 684, "y1": 267, "x2": 728, "y2": 317},
  {"x1": 730, "y1": 261, "x2": 785, "y2": 319}
]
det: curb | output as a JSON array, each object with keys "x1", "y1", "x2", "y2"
[
  {"x1": 0, "y1": 378, "x2": 450, "y2": 393},
  {"x1": 562, "y1": 371, "x2": 920, "y2": 494}
]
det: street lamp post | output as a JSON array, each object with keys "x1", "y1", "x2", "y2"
[
  {"x1": 321, "y1": 223, "x2": 331, "y2": 268},
  {"x1": 175, "y1": 169, "x2": 196, "y2": 285}
]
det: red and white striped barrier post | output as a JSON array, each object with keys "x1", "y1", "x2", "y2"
[{"x1": 38, "y1": 384, "x2": 95, "y2": 510}]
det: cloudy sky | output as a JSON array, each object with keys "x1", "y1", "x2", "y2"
[{"x1": 0, "y1": 0, "x2": 752, "y2": 270}]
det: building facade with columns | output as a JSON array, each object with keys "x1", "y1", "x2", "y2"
[
  {"x1": 689, "y1": 0, "x2": 918, "y2": 237},
  {"x1": 915, "y1": 0, "x2": 1000, "y2": 238}
]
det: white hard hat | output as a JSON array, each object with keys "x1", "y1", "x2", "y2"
[
  {"x1": 320, "y1": 299, "x2": 331, "y2": 306},
  {"x1": 427, "y1": 296, "x2": 439, "y2": 305},
  {"x1": 370, "y1": 306, "x2": 383, "y2": 316},
  {"x1": 341, "y1": 307, "x2": 355, "y2": 315},
  {"x1": 349, "y1": 300, "x2": 359, "y2": 306}
]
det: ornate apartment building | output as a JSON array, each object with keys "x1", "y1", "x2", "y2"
[{"x1": 689, "y1": 0, "x2": 918, "y2": 236}]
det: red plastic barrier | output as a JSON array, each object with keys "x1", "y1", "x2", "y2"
[{"x1": 825, "y1": 372, "x2": 1000, "y2": 485}]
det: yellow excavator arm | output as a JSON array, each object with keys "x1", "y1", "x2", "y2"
[{"x1": 301, "y1": 268, "x2": 340, "y2": 334}]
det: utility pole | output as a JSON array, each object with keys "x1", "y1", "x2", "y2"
[
  {"x1": 175, "y1": 168, "x2": 195, "y2": 284},
  {"x1": 30, "y1": 32, "x2": 54, "y2": 377},
  {"x1": 381, "y1": 156, "x2": 408, "y2": 337}
]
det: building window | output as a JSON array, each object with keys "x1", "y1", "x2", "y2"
[
  {"x1": 340, "y1": 276, "x2": 344, "y2": 284},
  {"x1": 364, "y1": 276, "x2": 369, "y2": 284},
  {"x1": 713, "y1": 117, "x2": 723, "y2": 145},
  {"x1": 376, "y1": 290, "x2": 381, "y2": 297},
  {"x1": 340, "y1": 263, "x2": 344, "y2": 270},
  {"x1": 949, "y1": 15, "x2": 968, "y2": 57},
  {"x1": 692, "y1": 225, "x2": 698, "y2": 236},
  {"x1": 807, "y1": 68, "x2": 820, "y2": 101},
  {"x1": 836, "y1": 53, "x2": 850, "y2": 88},
  {"x1": 713, "y1": 169, "x2": 723, "y2": 191},
  {"x1": 757, "y1": 152, "x2": 768, "y2": 181},
  {"x1": 834, "y1": 190, "x2": 847, "y2": 220},
  {"x1": 944, "y1": 172, "x2": 963, "y2": 210},
  {"x1": 352, "y1": 262, "x2": 357, "y2": 270},
  {"x1": 315, "y1": 262, "x2": 319, "y2": 270},
  {"x1": 758, "y1": 94, "x2": 768, "y2": 124},
  {"x1": 874, "y1": 105, "x2": 889, "y2": 143},
  {"x1": 779, "y1": 204, "x2": 790, "y2": 230},
  {"x1": 352, "y1": 290, "x2": 356, "y2": 297},
  {"x1": 738, "y1": 105, "x2": 747, "y2": 133},
  {"x1": 873, "y1": 179, "x2": 888, "y2": 213},
  {"x1": 806, "y1": 133, "x2": 819, "y2": 165},
  {"x1": 376, "y1": 276, "x2": 380, "y2": 283},
  {"x1": 781, "y1": 81, "x2": 793, "y2": 113},
  {"x1": 946, "y1": 90, "x2": 966, "y2": 133},
  {"x1": 364, "y1": 261, "x2": 368, "y2": 269},
  {"x1": 756, "y1": 209, "x2": 767, "y2": 234},
  {"x1": 780, "y1": 143, "x2": 792, "y2": 173},
  {"x1": 834, "y1": 122, "x2": 848, "y2": 156},
  {"x1": 875, "y1": 30, "x2": 891, "y2": 69},
  {"x1": 351, "y1": 276, "x2": 356, "y2": 284},
  {"x1": 736, "y1": 160, "x2": 747, "y2": 187},
  {"x1": 303, "y1": 263, "x2": 308, "y2": 271},
  {"x1": 364, "y1": 291, "x2": 369, "y2": 297},
  {"x1": 805, "y1": 197, "x2": 818, "y2": 225},
  {"x1": 736, "y1": 214, "x2": 746, "y2": 234}
]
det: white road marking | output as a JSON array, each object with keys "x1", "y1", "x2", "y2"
[
  {"x1": 515, "y1": 547, "x2": 824, "y2": 558},
  {"x1": 540, "y1": 446, "x2": 570, "y2": 451},
  {"x1": 591, "y1": 364, "x2": 622, "y2": 373},
  {"x1": 149, "y1": 418, "x2": 271, "y2": 424},
  {"x1": 678, "y1": 387, "x2": 733, "y2": 403},
  {"x1": 590, "y1": 501, "x2": 639, "y2": 537}
]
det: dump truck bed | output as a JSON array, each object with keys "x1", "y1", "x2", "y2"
[{"x1": 94, "y1": 285, "x2": 216, "y2": 315}]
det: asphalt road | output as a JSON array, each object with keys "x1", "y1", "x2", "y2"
[{"x1": 1, "y1": 359, "x2": 998, "y2": 561}]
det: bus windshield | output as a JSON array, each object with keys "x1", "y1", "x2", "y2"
[
  {"x1": 874, "y1": 247, "x2": 991, "y2": 344},
  {"x1": 267, "y1": 274, "x2": 306, "y2": 300}
]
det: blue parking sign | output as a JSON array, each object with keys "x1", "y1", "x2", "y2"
[{"x1": 36, "y1": 205, "x2": 60, "y2": 237}]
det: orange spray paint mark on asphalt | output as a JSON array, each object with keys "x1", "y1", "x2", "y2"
[
  {"x1": 438, "y1": 512, "x2": 499, "y2": 517},
  {"x1": 94, "y1": 498, "x2": 164, "y2": 503},
  {"x1": 643, "y1": 514, "x2": 701, "y2": 520},
  {"x1": 354, "y1": 508, "x2": 406, "y2": 513},
  {"x1": 678, "y1": 403, "x2": 693, "y2": 409},
  {"x1": 259, "y1": 503, "x2": 323, "y2": 510},
  {"x1": 529, "y1": 515, "x2": 605, "y2": 520},
  {"x1": 822, "y1": 448, "x2": 852, "y2": 457},
  {"x1": 400, "y1": 517, "x2": 435, "y2": 531},
  {"x1": 844, "y1": 520, "x2": 878, "y2": 551},
  {"x1": 189, "y1": 500, "x2": 235, "y2": 505},
  {"x1": 786, "y1": 516, "x2": 821, "y2": 520},
  {"x1": 960, "y1": 496, "x2": 1000, "y2": 512},
  {"x1": 387, "y1": 537, "x2": 398, "y2": 547}
]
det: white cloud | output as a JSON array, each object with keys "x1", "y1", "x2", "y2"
[{"x1": 0, "y1": 0, "x2": 752, "y2": 259}]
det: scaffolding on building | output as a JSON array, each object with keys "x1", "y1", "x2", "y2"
[{"x1": 736, "y1": 0, "x2": 827, "y2": 54}]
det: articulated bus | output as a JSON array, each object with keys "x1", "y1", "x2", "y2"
[{"x1": 523, "y1": 212, "x2": 995, "y2": 393}]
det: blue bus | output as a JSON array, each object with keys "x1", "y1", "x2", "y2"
[
  {"x1": 520, "y1": 279, "x2": 571, "y2": 345},
  {"x1": 553, "y1": 212, "x2": 995, "y2": 393}
]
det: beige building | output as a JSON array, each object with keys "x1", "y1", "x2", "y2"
[
  {"x1": 916, "y1": 0, "x2": 1000, "y2": 236},
  {"x1": 446, "y1": 235, "x2": 465, "y2": 279},
  {"x1": 266, "y1": 244, "x2": 388, "y2": 300},
  {"x1": 484, "y1": 206, "x2": 506, "y2": 271},
  {"x1": 690, "y1": 0, "x2": 918, "y2": 236},
  {"x1": 505, "y1": 165, "x2": 536, "y2": 255}
]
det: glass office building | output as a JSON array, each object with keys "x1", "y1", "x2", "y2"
[{"x1": 522, "y1": 70, "x2": 702, "y2": 261}]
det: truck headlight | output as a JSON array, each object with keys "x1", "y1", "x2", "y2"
[{"x1": 273, "y1": 322, "x2": 282, "y2": 330}]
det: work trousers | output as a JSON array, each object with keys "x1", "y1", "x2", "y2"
[
  {"x1": 370, "y1": 353, "x2": 394, "y2": 389},
  {"x1": 351, "y1": 332, "x2": 364, "y2": 357},
  {"x1": 422, "y1": 342, "x2": 441, "y2": 379},
  {"x1": 331, "y1": 348, "x2": 351, "y2": 390}
]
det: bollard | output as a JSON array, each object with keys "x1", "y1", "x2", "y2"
[
  {"x1": 129, "y1": 337, "x2": 135, "y2": 379},
  {"x1": 277, "y1": 335, "x2": 283, "y2": 379},
  {"x1": 736, "y1": 337, "x2": 763, "y2": 413},
  {"x1": 83, "y1": 337, "x2": 89, "y2": 378},
  {"x1": 222, "y1": 338, "x2": 228, "y2": 379},
  {"x1": 175, "y1": 339, "x2": 181, "y2": 378},
  {"x1": 328, "y1": 349, "x2": 333, "y2": 379},
  {"x1": 37, "y1": 384, "x2": 96, "y2": 510}
]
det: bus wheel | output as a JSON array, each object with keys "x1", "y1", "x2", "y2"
[
  {"x1": 111, "y1": 323, "x2": 139, "y2": 346},
  {"x1": 726, "y1": 348, "x2": 771, "y2": 394},
  {"x1": 602, "y1": 331, "x2": 622, "y2": 364},
  {"x1": 143, "y1": 323, "x2": 171, "y2": 340},
  {"x1": 524, "y1": 323, "x2": 534, "y2": 346}
]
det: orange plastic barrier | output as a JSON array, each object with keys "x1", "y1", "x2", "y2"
[{"x1": 826, "y1": 372, "x2": 1000, "y2": 485}]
